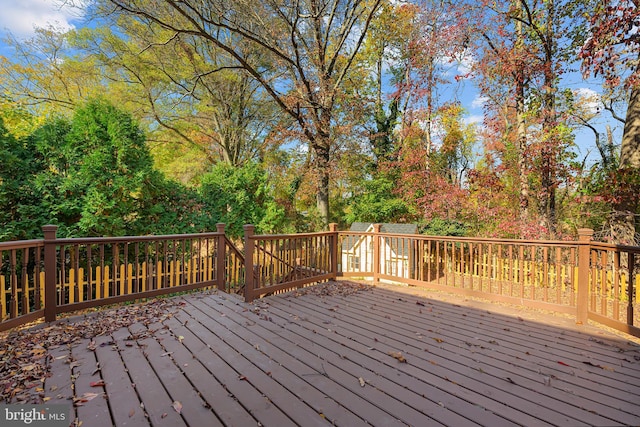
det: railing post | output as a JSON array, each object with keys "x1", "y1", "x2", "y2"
[
  {"x1": 576, "y1": 228, "x2": 594, "y2": 325},
  {"x1": 42, "y1": 225, "x2": 58, "y2": 323},
  {"x1": 243, "y1": 225, "x2": 255, "y2": 302},
  {"x1": 216, "y1": 223, "x2": 226, "y2": 291},
  {"x1": 373, "y1": 224, "x2": 382, "y2": 283},
  {"x1": 329, "y1": 223, "x2": 338, "y2": 279}
]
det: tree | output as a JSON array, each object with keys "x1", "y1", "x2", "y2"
[
  {"x1": 0, "y1": 115, "x2": 47, "y2": 240},
  {"x1": 95, "y1": 0, "x2": 383, "y2": 225},
  {"x1": 199, "y1": 162, "x2": 286, "y2": 239},
  {"x1": 581, "y1": 0, "x2": 640, "y2": 244},
  {"x1": 471, "y1": 0, "x2": 588, "y2": 237},
  {"x1": 0, "y1": 25, "x2": 102, "y2": 113},
  {"x1": 72, "y1": 24, "x2": 285, "y2": 173}
]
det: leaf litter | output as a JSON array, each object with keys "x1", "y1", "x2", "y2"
[
  {"x1": 287, "y1": 281, "x2": 371, "y2": 298},
  {"x1": 0, "y1": 298, "x2": 182, "y2": 403}
]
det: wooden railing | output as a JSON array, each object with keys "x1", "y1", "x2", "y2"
[
  {"x1": 242, "y1": 225, "x2": 337, "y2": 301},
  {"x1": 0, "y1": 224, "x2": 245, "y2": 332},
  {"x1": 2, "y1": 223, "x2": 639, "y2": 338},
  {"x1": 336, "y1": 225, "x2": 639, "y2": 338}
]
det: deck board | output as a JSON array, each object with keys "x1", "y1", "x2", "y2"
[
  {"x1": 40, "y1": 281, "x2": 640, "y2": 427},
  {"x1": 70, "y1": 339, "x2": 111, "y2": 427},
  {"x1": 276, "y1": 290, "x2": 639, "y2": 425}
]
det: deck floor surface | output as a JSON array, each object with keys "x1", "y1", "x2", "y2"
[{"x1": 42, "y1": 281, "x2": 640, "y2": 426}]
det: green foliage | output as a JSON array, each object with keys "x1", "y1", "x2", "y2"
[
  {"x1": 199, "y1": 162, "x2": 286, "y2": 239},
  {"x1": 0, "y1": 99, "x2": 210, "y2": 239},
  {"x1": 345, "y1": 174, "x2": 415, "y2": 225},
  {"x1": 0, "y1": 117, "x2": 47, "y2": 239},
  {"x1": 67, "y1": 100, "x2": 147, "y2": 234},
  {"x1": 421, "y1": 218, "x2": 469, "y2": 237}
]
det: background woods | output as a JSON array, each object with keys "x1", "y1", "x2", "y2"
[{"x1": 1, "y1": 0, "x2": 639, "y2": 243}]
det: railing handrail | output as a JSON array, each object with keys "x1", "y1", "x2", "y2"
[
  {"x1": 250, "y1": 230, "x2": 337, "y2": 240},
  {"x1": 0, "y1": 239, "x2": 44, "y2": 250},
  {"x1": 52, "y1": 231, "x2": 224, "y2": 245},
  {"x1": 2, "y1": 223, "x2": 639, "y2": 339},
  {"x1": 338, "y1": 230, "x2": 582, "y2": 247}
]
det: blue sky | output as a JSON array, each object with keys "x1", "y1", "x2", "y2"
[{"x1": 0, "y1": 0, "x2": 621, "y2": 167}]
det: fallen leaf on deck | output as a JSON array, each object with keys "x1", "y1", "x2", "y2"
[
  {"x1": 172, "y1": 401, "x2": 182, "y2": 414},
  {"x1": 557, "y1": 361, "x2": 571, "y2": 367},
  {"x1": 89, "y1": 381, "x2": 105, "y2": 387},
  {"x1": 433, "y1": 338, "x2": 444, "y2": 343},
  {"x1": 74, "y1": 392, "x2": 100, "y2": 406},
  {"x1": 161, "y1": 413, "x2": 168, "y2": 419},
  {"x1": 177, "y1": 336, "x2": 184, "y2": 343},
  {"x1": 416, "y1": 301, "x2": 426, "y2": 306},
  {"x1": 129, "y1": 409, "x2": 135, "y2": 418},
  {"x1": 358, "y1": 377, "x2": 365, "y2": 387},
  {"x1": 582, "y1": 361, "x2": 602, "y2": 368},
  {"x1": 389, "y1": 351, "x2": 407, "y2": 363}
]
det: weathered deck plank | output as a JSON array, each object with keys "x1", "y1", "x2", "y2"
[
  {"x1": 297, "y1": 287, "x2": 640, "y2": 426},
  {"x1": 70, "y1": 339, "x2": 111, "y2": 427},
  {"x1": 182, "y1": 297, "x2": 374, "y2": 427},
  {"x1": 40, "y1": 281, "x2": 640, "y2": 427}
]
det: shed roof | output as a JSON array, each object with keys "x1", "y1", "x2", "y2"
[{"x1": 343, "y1": 223, "x2": 418, "y2": 254}]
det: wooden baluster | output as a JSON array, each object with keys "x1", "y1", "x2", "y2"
[
  {"x1": 628, "y1": 253, "x2": 635, "y2": 326},
  {"x1": 21, "y1": 248, "x2": 29, "y2": 314}
]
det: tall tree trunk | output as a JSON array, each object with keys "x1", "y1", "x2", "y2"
[
  {"x1": 611, "y1": 86, "x2": 640, "y2": 244},
  {"x1": 539, "y1": 0, "x2": 557, "y2": 236},
  {"x1": 314, "y1": 141, "x2": 331, "y2": 226},
  {"x1": 514, "y1": 16, "x2": 529, "y2": 225}
]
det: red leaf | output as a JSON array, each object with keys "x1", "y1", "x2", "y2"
[{"x1": 90, "y1": 380, "x2": 105, "y2": 387}]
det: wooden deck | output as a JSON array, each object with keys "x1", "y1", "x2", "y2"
[{"x1": 42, "y1": 281, "x2": 640, "y2": 426}]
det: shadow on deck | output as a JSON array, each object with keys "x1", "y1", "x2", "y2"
[{"x1": 6, "y1": 280, "x2": 640, "y2": 426}]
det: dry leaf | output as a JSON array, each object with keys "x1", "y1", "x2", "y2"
[
  {"x1": 389, "y1": 351, "x2": 407, "y2": 363},
  {"x1": 177, "y1": 336, "x2": 184, "y2": 343},
  {"x1": 74, "y1": 392, "x2": 100, "y2": 406},
  {"x1": 172, "y1": 401, "x2": 182, "y2": 414},
  {"x1": 358, "y1": 377, "x2": 365, "y2": 387},
  {"x1": 89, "y1": 381, "x2": 105, "y2": 387},
  {"x1": 433, "y1": 338, "x2": 444, "y2": 343},
  {"x1": 129, "y1": 409, "x2": 135, "y2": 418}
]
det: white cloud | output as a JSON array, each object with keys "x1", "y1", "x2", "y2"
[
  {"x1": 456, "y1": 51, "x2": 476, "y2": 76},
  {"x1": 464, "y1": 115, "x2": 483, "y2": 126},
  {"x1": 471, "y1": 95, "x2": 488, "y2": 110},
  {"x1": 0, "y1": 0, "x2": 82, "y2": 38},
  {"x1": 573, "y1": 87, "x2": 601, "y2": 115}
]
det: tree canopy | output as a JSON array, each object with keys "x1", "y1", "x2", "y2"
[{"x1": 1, "y1": 0, "x2": 639, "y2": 243}]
